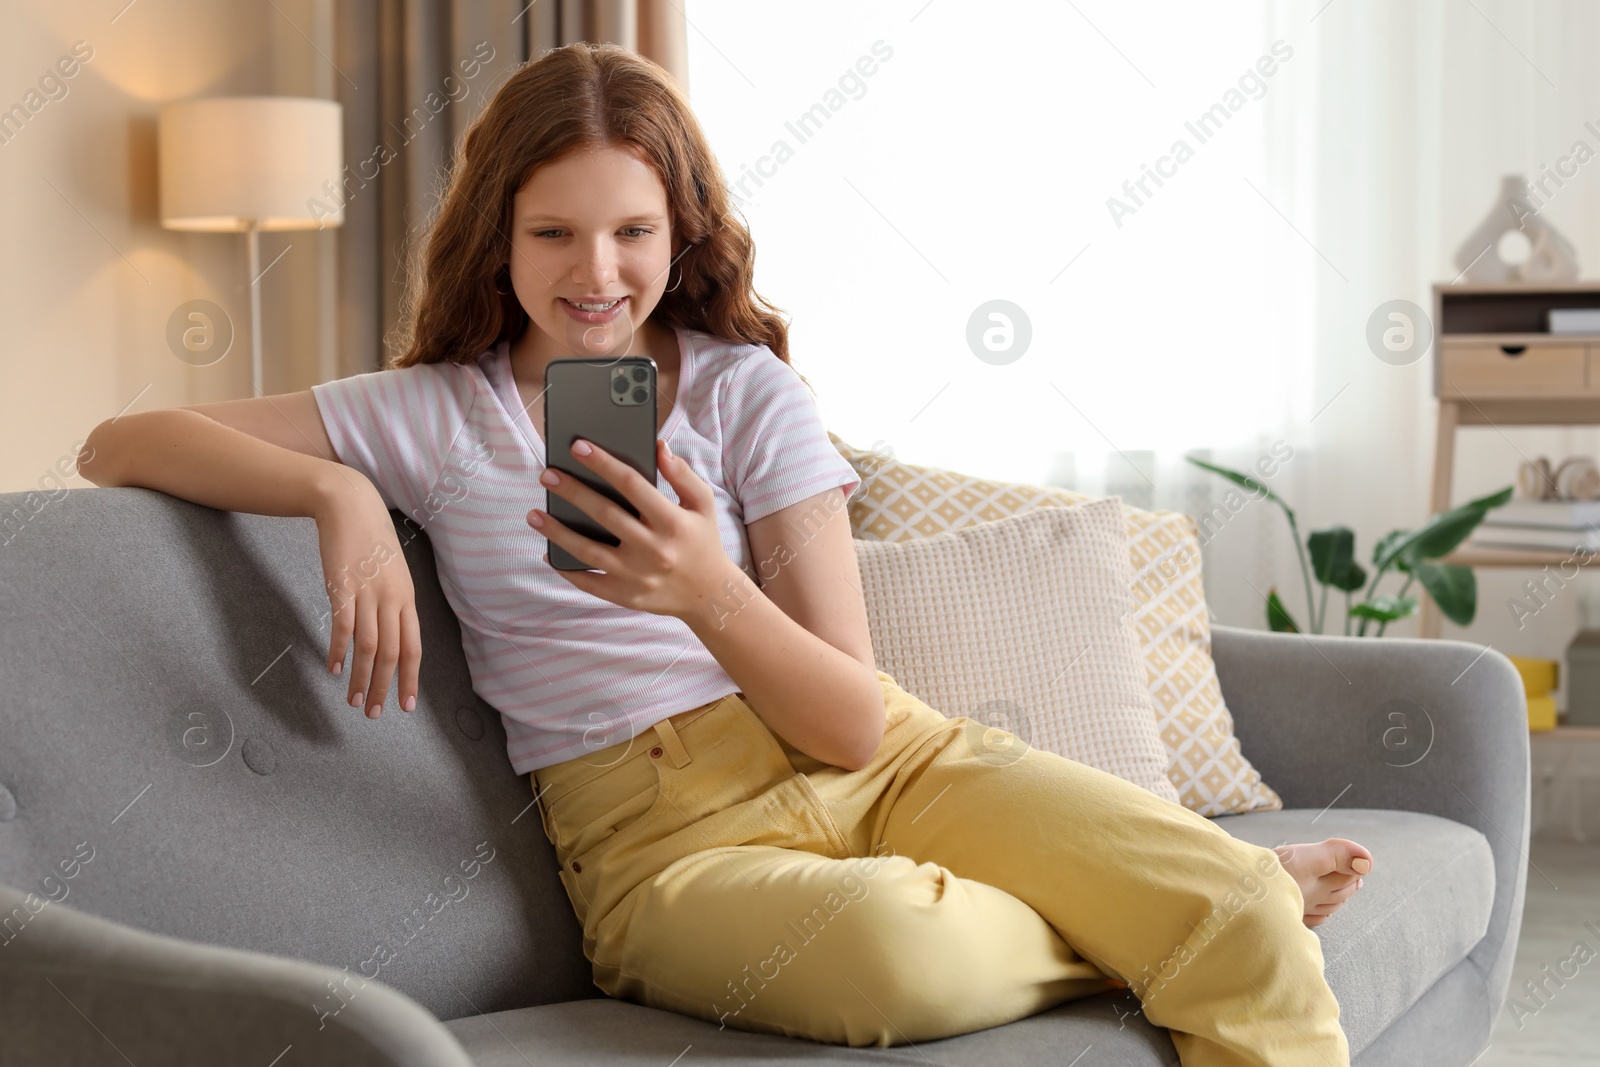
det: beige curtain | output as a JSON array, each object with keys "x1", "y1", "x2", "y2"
[{"x1": 330, "y1": 0, "x2": 688, "y2": 376}]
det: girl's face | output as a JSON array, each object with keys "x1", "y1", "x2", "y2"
[{"x1": 507, "y1": 144, "x2": 675, "y2": 359}]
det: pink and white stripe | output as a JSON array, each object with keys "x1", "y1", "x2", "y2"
[{"x1": 310, "y1": 325, "x2": 860, "y2": 774}]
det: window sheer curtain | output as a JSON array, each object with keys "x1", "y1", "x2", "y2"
[
  {"x1": 686, "y1": 1, "x2": 1308, "y2": 629},
  {"x1": 687, "y1": 0, "x2": 1600, "y2": 639}
]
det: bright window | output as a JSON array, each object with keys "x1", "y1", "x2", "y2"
[{"x1": 686, "y1": 1, "x2": 1302, "y2": 485}]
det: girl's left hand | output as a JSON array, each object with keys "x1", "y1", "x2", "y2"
[{"x1": 529, "y1": 437, "x2": 735, "y2": 620}]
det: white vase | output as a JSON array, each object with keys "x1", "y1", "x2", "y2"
[
  {"x1": 1522, "y1": 223, "x2": 1581, "y2": 283},
  {"x1": 1452, "y1": 174, "x2": 1580, "y2": 284}
]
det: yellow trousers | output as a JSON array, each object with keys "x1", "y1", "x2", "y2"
[{"x1": 531, "y1": 670, "x2": 1350, "y2": 1065}]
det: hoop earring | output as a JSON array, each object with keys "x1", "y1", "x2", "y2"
[
  {"x1": 494, "y1": 267, "x2": 513, "y2": 295},
  {"x1": 664, "y1": 264, "x2": 682, "y2": 293}
]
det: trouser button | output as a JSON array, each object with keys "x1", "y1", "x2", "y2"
[{"x1": 650, "y1": 745, "x2": 663, "y2": 758}]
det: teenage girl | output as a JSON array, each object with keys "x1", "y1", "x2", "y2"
[{"x1": 84, "y1": 42, "x2": 1372, "y2": 1064}]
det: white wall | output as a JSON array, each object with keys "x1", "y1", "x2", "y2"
[{"x1": 0, "y1": 0, "x2": 336, "y2": 494}]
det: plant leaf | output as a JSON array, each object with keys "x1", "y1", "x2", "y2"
[
  {"x1": 1466, "y1": 484, "x2": 1516, "y2": 510},
  {"x1": 1309, "y1": 526, "x2": 1357, "y2": 588},
  {"x1": 1401, "y1": 509, "x2": 1493, "y2": 564},
  {"x1": 1349, "y1": 595, "x2": 1420, "y2": 622},
  {"x1": 1266, "y1": 588, "x2": 1300, "y2": 632},
  {"x1": 1412, "y1": 562, "x2": 1477, "y2": 627},
  {"x1": 1372, "y1": 485, "x2": 1515, "y2": 574},
  {"x1": 1334, "y1": 559, "x2": 1368, "y2": 593},
  {"x1": 1185, "y1": 455, "x2": 1294, "y2": 521},
  {"x1": 1371, "y1": 529, "x2": 1412, "y2": 575}
]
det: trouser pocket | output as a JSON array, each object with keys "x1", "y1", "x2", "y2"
[
  {"x1": 542, "y1": 693, "x2": 867, "y2": 954},
  {"x1": 542, "y1": 754, "x2": 662, "y2": 862}
]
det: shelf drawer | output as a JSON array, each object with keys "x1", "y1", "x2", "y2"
[{"x1": 1438, "y1": 341, "x2": 1587, "y2": 397}]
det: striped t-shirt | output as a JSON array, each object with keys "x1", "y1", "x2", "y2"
[{"x1": 309, "y1": 324, "x2": 861, "y2": 775}]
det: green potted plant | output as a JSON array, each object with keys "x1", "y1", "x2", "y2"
[{"x1": 1186, "y1": 456, "x2": 1512, "y2": 635}]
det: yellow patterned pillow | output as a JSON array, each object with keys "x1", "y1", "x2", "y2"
[{"x1": 830, "y1": 432, "x2": 1282, "y2": 818}]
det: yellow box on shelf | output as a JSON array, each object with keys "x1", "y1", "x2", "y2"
[
  {"x1": 1527, "y1": 694, "x2": 1558, "y2": 732},
  {"x1": 1508, "y1": 655, "x2": 1558, "y2": 698}
]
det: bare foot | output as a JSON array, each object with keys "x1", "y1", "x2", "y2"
[{"x1": 1273, "y1": 838, "x2": 1373, "y2": 928}]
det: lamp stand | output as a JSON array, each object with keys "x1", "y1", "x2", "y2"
[{"x1": 246, "y1": 219, "x2": 263, "y2": 398}]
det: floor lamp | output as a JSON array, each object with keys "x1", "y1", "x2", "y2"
[{"x1": 158, "y1": 96, "x2": 344, "y2": 398}]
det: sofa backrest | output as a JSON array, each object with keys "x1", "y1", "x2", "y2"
[{"x1": 0, "y1": 487, "x2": 596, "y2": 1021}]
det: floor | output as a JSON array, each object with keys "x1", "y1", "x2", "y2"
[{"x1": 1475, "y1": 839, "x2": 1600, "y2": 1066}]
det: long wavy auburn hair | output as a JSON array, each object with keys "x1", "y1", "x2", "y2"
[{"x1": 390, "y1": 41, "x2": 808, "y2": 389}]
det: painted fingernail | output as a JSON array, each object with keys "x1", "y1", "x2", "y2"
[
  {"x1": 541, "y1": 469, "x2": 559, "y2": 485},
  {"x1": 572, "y1": 439, "x2": 593, "y2": 456},
  {"x1": 404, "y1": 694, "x2": 416, "y2": 712},
  {"x1": 350, "y1": 691, "x2": 364, "y2": 707},
  {"x1": 331, "y1": 662, "x2": 342, "y2": 675},
  {"x1": 529, "y1": 511, "x2": 545, "y2": 527},
  {"x1": 368, "y1": 704, "x2": 381, "y2": 719}
]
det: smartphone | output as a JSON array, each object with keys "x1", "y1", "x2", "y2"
[{"x1": 543, "y1": 357, "x2": 659, "y2": 571}]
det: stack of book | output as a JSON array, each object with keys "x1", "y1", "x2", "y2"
[
  {"x1": 1469, "y1": 499, "x2": 1600, "y2": 553},
  {"x1": 1508, "y1": 655, "x2": 1559, "y2": 732}
]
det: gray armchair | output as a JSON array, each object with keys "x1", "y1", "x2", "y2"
[{"x1": 0, "y1": 489, "x2": 1527, "y2": 1064}]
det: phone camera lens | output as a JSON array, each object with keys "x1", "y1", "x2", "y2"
[
  {"x1": 611, "y1": 377, "x2": 628, "y2": 394},
  {"x1": 631, "y1": 367, "x2": 648, "y2": 383},
  {"x1": 631, "y1": 386, "x2": 648, "y2": 404}
]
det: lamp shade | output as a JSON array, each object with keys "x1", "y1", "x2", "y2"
[{"x1": 159, "y1": 96, "x2": 344, "y2": 231}]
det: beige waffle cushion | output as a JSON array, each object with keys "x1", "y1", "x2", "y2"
[
  {"x1": 852, "y1": 496, "x2": 1183, "y2": 804},
  {"x1": 832, "y1": 432, "x2": 1283, "y2": 818}
]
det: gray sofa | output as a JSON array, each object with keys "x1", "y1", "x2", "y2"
[{"x1": 0, "y1": 487, "x2": 1529, "y2": 1065}]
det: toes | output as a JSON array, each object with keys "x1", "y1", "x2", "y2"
[
  {"x1": 1275, "y1": 840, "x2": 1374, "y2": 915},
  {"x1": 1302, "y1": 875, "x2": 1368, "y2": 927},
  {"x1": 1327, "y1": 877, "x2": 1364, "y2": 902},
  {"x1": 1328, "y1": 837, "x2": 1374, "y2": 877}
]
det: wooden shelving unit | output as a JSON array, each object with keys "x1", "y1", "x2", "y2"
[
  {"x1": 1423, "y1": 281, "x2": 1600, "y2": 638},
  {"x1": 1445, "y1": 545, "x2": 1600, "y2": 568}
]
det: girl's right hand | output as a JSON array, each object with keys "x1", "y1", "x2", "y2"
[{"x1": 315, "y1": 485, "x2": 421, "y2": 719}]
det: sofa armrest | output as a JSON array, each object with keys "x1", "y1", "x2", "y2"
[
  {"x1": 0, "y1": 882, "x2": 474, "y2": 1067},
  {"x1": 1209, "y1": 623, "x2": 1530, "y2": 1024}
]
